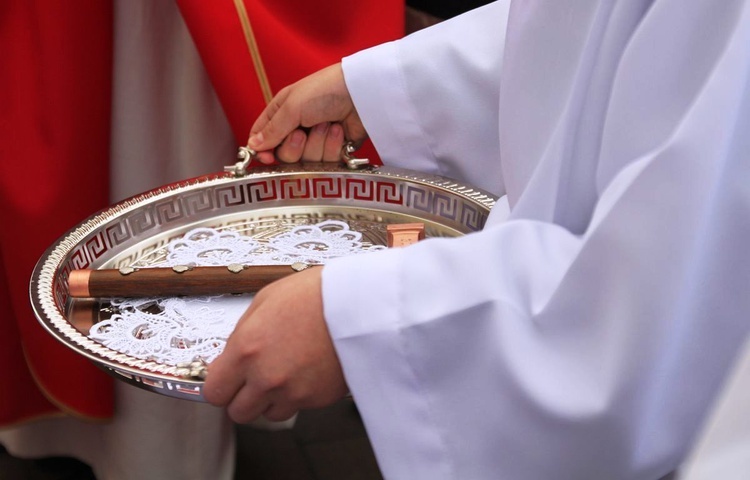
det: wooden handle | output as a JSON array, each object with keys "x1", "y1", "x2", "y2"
[
  {"x1": 68, "y1": 264, "x2": 320, "y2": 298},
  {"x1": 68, "y1": 222, "x2": 425, "y2": 298}
]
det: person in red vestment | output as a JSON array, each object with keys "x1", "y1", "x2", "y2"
[
  {"x1": 0, "y1": 0, "x2": 115, "y2": 426},
  {"x1": 1, "y1": 0, "x2": 402, "y2": 436}
]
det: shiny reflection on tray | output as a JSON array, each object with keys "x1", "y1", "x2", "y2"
[
  {"x1": 32, "y1": 164, "x2": 496, "y2": 401},
  {"x1": 67, "y1": 299, "x2": 112, "y2": 335}
]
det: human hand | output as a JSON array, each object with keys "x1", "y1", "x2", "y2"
[
  {"x1": 203, "y1": 267, "x2": 348, "y2": 422},
  {"x1": 247, "y1": 63, "x2": 368, "y2": 164}
]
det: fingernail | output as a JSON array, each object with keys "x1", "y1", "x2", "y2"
[
  {"x1": 248, "y1": 132, "x2": 263, "y2": 148},
  {"x1": 329, "y1": 124, "x2": 343, "y2": 139},
  {"x1": 314, "y1": 123, "x2": 329, "y2": 134},
  {"x1": 290, "y1": 130, "x2": 305, "y2": 147}
]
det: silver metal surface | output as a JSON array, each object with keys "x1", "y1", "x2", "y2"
[
  {"x1": 224, "y1": 146, "x2": 256, "y2": 177},
  {"x1": 30, "y1": 163, "x2": 496, "y2": 402},
  {"x1": 341, "y1": 142, "x2": 371, "y2": 170}
]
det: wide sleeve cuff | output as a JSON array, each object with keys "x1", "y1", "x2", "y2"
[
  {"x1": 342, "y1": 43, "x2": 440, "y2": 175},
  {"x1": 341, "y1": 1, "x2": 511, "y2": 195},
  {"x1": 321, "y1": 247, "x2": 455, "y2": 478}
]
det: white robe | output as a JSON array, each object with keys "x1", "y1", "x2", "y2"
[{"x1": 322, "y1": 1, "x2": 750, "y2": 478}]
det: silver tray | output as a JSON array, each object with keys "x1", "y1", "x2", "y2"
[{"x1": 30, "y1": 163, "x2": 496, "y2": 401}]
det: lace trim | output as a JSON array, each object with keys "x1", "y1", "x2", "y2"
[{"x1": 88, "y1": 221, "x2": 385, "y2": 365}]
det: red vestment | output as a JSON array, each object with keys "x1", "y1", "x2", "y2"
[
  {"x1": 0, "y1": 0, "x2": 402, "y2": 426},
  {"x1": 0, "y1": 0, "x2": 115, "y2": 425},
  {"x1": 177, "y1": 0, "x2": 404, "y2": 161}
]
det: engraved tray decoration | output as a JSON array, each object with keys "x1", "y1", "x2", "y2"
[{"x1": 30, "y1": 163, "x2": 496, "y2": 402}]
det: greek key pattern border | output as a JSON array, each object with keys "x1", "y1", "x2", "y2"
[{"x1": 62, "y1": 176, "x2": 489, "y2": 282}]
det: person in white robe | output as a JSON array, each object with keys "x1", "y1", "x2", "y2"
[{"x1": 204, "y1": 0, "x2": 750, "y2": 478}]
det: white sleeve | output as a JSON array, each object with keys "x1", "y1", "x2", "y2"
[
  {"x1": 324, "y1": 90, "x2": 750, "y2": 479},
  {"x1": 342, "y1": 1, "x2": 511, "y2": 197},
  {"x1": 324, "y1": 0, "x2": 750, "y2": 479}
]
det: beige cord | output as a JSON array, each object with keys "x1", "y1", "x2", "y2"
[{"x1": 232, "y1": 0, "x2": 273, "y2": 104}]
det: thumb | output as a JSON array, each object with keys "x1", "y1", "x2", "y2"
[{"x1": 247, "y1": 89, "x2": 299, "y2": 151}]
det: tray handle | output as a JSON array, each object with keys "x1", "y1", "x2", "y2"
[{"x1": 224, "y1": 142, "x2": 370, "y2": 177}]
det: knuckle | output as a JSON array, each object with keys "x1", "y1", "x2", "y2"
[
  {"x1": 235, "y1": 341, "x2": 260, "y2": 363},
  {"x1": 252, "y1": 286, "x2": 269, "y2": 301},
  {"x1": 258, "y1": 372, "x2": 287, "y2": 392}
]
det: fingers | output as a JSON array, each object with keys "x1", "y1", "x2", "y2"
[
  {"x1": 323, "y1": 123, "x2": 345, "y2": 162},
  {"x1": 227, "y1": 388, "x2": 298, "y2": 423},
  {"x1": 226, "y1": 384, "x2": 271, "y2": 424},
  {"x1": 263, "y1": 403, "x2": 299, "y2": 422},
  {"x1": 248, "y1": 88, "x2": 295, "y2": 151},
  {"x1": 276, "y1": 129, "x2": 307, "y2": 163},
  {"x1": 246, "y1": 63, "x2": 360, "y2": 161},
  {"x1": 205, "y1": 335, "x2": 288, "y2": 423},
  {"x1": 204, "y1": 268, "x2": 348, "y2": 424},
  {"x1": 302, "y1": 122, "x2": 345, "y2": 162},
  {"x1": 203, "y1": 350, "x2": 246, "y2": 407},
  {"x1": 301, "y1": 123, "x2": 330, "y2": 161},
  {"x1": 270, "y1": 123, "x2": 346, "y2": 163},
  {"x1": 255, "y1": 150, "x2": 276, "y2": 165},
  {"x1": 204, "y1": 302, "x2": 260, "y2": 406}
]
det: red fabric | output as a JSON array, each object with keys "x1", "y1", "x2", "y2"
[
  {"x1": 176, "y1": 0, "x2": 405, "y2": 163},
  {"x1": 0, "y1": 1, "x2": 402, "y2": 426},
  {"x1": 0, "y1": 0, "x2": 114, "y2": 425}
]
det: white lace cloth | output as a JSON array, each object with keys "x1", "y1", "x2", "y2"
[{"x1": 88, "y1": 220, "x2": 385, "y2": 365}]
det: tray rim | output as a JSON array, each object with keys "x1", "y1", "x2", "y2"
[{"x1": 30, "y1": 163, "x2": 497, "y2": 398}]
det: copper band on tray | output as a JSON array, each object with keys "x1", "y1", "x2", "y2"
[
  {"x1": 386, "y1": 223, "x2": 425, "y2": 248},
  {"x1": 68, "y1": 269, "x2": 92, "y2": 298}
]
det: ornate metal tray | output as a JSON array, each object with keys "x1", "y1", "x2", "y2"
[{"x1": 30, "y1": 162, "x2": 496, "y2": 401}]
